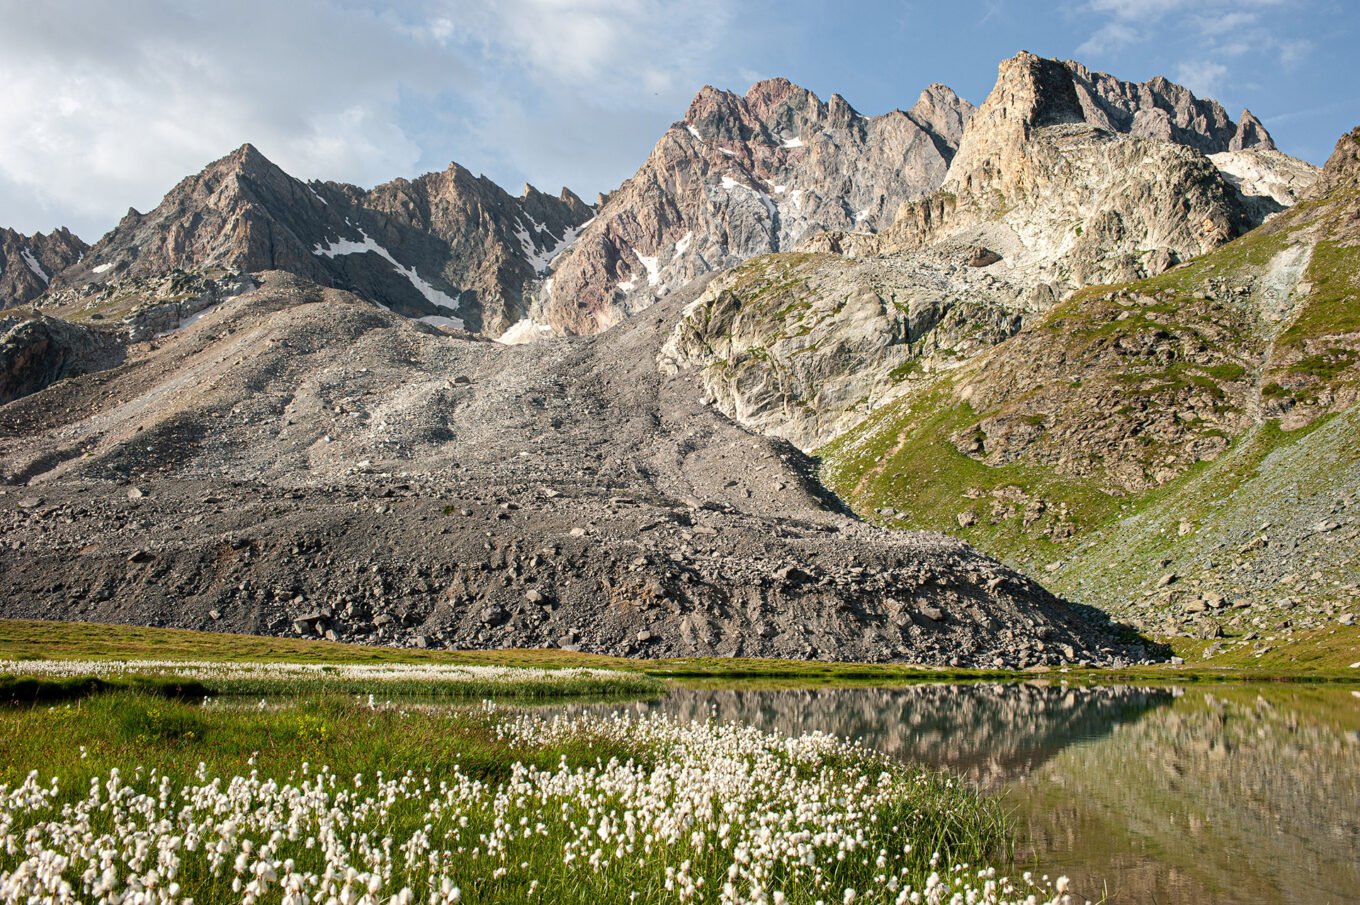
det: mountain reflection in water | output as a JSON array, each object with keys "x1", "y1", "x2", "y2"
[
  {"x1": 653, "y1": 683, "x2": 1170, "y2": 784},
  {"x1": 577, "y1": 682, "x2": 1360, "y2": 905}
]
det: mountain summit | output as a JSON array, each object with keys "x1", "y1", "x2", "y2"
[{"x1": 530, "y1": 77, "x2": 976, "y2": 336}]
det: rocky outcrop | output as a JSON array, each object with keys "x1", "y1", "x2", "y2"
[
  {"x1": 533, "y1": 78, "x2": 976, "y2": 335},
  {"x1": 40, "y1": 269, "x2": 258, "y2": 343},
  {"x1": 54, "y1": 145, "x2": 592, "y2": 336},
  {"x1": 1304, "y1": 125, "x2": 1360, "y2": 199},
  {"x1": 878, "y1": 52, "x2": 1279, "y2": 278},
  {"x1": 658, "y1": 247, "x2": 1026, "y2": 449},
  {"x1": 0, "y1": 227, "x2": 87, "y2": 309},
  {"x1": 1209, "y1": 149, "x2": 1321, "y2": 222},
  {"x1": 0, "y1": 314, "x2": 125, "y2": 405},
  {"x1": 1230, "y1": 109, "x2": 1276, "y2": 151}
]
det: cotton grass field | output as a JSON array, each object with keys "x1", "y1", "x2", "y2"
[{"x1": 0, "y1": 634, "x2": 1075, "y2": 905}]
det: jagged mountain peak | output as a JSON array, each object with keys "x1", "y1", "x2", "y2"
[
  {"x1": 41, "y1": 142, "x2": 591, "y2": 336},
  {"x1": 938, "y1": 52, "x2": 1088, "y2": 200},
  {"x1": 743, "y1": 76, "x2": 799, "y2": 102},
  {"x1": 225, "y1": 141, "x2": 268, "y2": 164},
  {"x1": 535, "y1": 75, "x2": 974, "y2": 335},
  {"x1": 907, "y1": 84, "x2": 976, "y2": 149},
  {"x1": 1309, "y1": 124, "x2": 1360, "y2": 196},
  {"x1": 1232, "y1": 109, "x2": 1276, "y2": 151},
  {"x1": 1062, "y1": 56, "x2": 1273, "y2": 153},
  {"x1": 0, "y1": 226, "x2": 88, "y2": 310},
  {"x1": 998, "y1": 51, "x2": 1087, "y2": 128},
  {"x1": 681, "y1": 77, "x2": 868, "y2": 145},
  {"x1": 917, "y1": 50, "x2": 1293, "y2": 246},
  {"x1": 558, "y1": 186, "x2": 590, "y2": 209},
  {"x1": 199, "y1": 142, "x2": 292, "y2": 186}
]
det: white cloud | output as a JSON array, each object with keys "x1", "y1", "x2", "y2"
[
  {"x1": 1196, "y1": 10, "x2": 1260, "y2": 35},
  {"x1": 1075, "y1": 0, "x2": 1305, "y2": 105},
  {"x1": 1076, "y1": 21, "x2": 1139, "y2": 55},
  {"x1": 421, "y1": 0, "x2": 731, "y2": 102},
  {"x1": 1174, "y1": 59, "x2": 1230, "y2": 97},
  {"x1": 1277, "y1": 38, "x2": 1312, "y2": 66},
  {"x1": 0, "y1": 0, "x2": 739, "y2": 240},
  {"x1": 1086, "y1": 0, "x2": 1193, "y2": 17},
  {"x1": 1079, "y1": 0, "x2": 1292, "y2": 47},
  {"x1": 0, "y1": 1, "x2": 454, "y2": 238}
]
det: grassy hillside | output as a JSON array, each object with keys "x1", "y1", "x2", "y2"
[{"x1": 820, "y1": 142, "x2": 1360, "y2": 664}]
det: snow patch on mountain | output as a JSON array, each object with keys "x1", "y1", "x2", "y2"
[
  {"x1": 520, "y1": 219, "x2": 590, "y2": 275},
  {"x1": 313, "y1": 228, "x2": 461, "y2": 313},
  {"x1": 20, "y1": 248, "x2": 49, "y2": 283},
  {"x1": 636, "y1": 253, "x2": 661, "y2": 286}
]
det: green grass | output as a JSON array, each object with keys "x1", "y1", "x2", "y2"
[
  {"x1": 1278, "y1": 240, "x2": 1360, "y2": 349},
  {"x1": 819, "y1": 383, "x2": 1123, "y2": 570},
  {"x1": 1161, "y1": 624, "x2": 1360, "y2": 676},
  {"x1": 0, "y1": 618, "x2": 632, "y2": 667},
  {"x1": 1043, "y1": 414, "x2": 1349, "y2": 599},
  {"x1": 0, "y1": 693, "x2": 644, "y2": 792}
]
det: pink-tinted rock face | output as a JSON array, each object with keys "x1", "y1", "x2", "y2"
[{"x1": 535, "y1": 78, "x2": 975, "y2": 336}]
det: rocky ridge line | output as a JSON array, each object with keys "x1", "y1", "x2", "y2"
[
  {"x1": 48, "y1": 144, "x2": 593, "y2": 337},
  {"x1": 530, "y1": 78, "x2": 975, "y2": 336}
]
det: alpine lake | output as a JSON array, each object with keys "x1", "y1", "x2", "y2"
[{"x1": 564, "y1": 679, "x2": 1360, "y2": 905}]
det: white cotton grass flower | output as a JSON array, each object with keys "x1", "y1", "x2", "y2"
[{"x1": 0, "y1": 709, "x2": 1073, "y2": 905}]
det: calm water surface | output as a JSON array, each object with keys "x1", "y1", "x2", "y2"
[{"x1": 582, "y1": 683, "x2": 1360, "y2": 905}]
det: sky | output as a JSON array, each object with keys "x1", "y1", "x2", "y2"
[{"x1": 1, "y1": 0, "x2": 1355, "y2": 240}]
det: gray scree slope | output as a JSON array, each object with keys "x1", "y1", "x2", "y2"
[{"x1": 0, "y1": 271, "x2": 1141, "y2": 666}]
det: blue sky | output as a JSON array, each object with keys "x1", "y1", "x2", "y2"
[{"x1": 1, "y1": 0, "x2": 1355, "y2": 240}]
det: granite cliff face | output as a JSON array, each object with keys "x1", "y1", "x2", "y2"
[
  {"x1": 531, "y1": 78, "x2": 975, "y2": 336},
  {"x1": 877, "y1": 53, "x2": 1282, "y2": 278},
  {"x1": 0, "y1": 227, "x2": 87, "y2": 310},
  {"x1": 53, "y1": 145, "x2": 592, "y2": 336},
  {"x1": 659, "y1": 53, "x2": 1318, "y2": 450}
]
